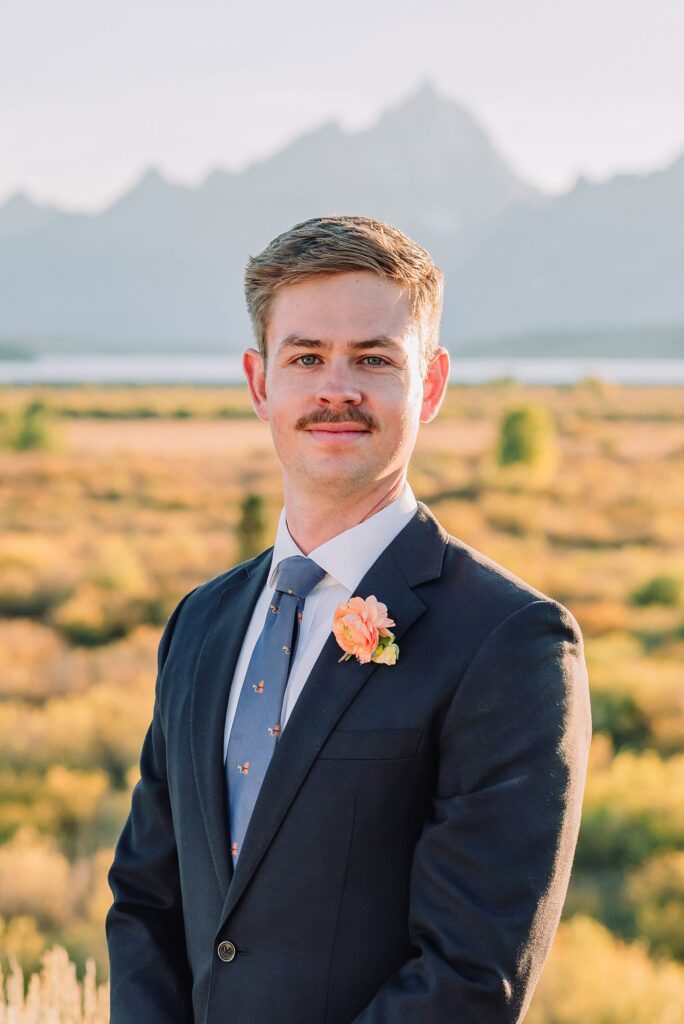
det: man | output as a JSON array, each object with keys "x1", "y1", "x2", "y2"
[{"x1": 107, "y1": 216, "x2": 591, "y2": 1023}]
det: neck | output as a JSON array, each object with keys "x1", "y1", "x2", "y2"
[{"x1": 283, "y1": 473, "x2": 406, "y2": 555}]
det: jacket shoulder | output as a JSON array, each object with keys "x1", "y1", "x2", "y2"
[{"x1": 155, "y1": 546, "x2": 273, "y2": 671}]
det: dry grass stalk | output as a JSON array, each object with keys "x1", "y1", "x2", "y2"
[{"x1": 0, "y1": 947, "x2": 108, "y2": 1024}]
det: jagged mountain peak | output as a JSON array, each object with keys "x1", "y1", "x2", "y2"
[
  {"x1": 370, "y1": 80, "x2": 491, "y2": 144},
  {"x1": 119, "y1": 165, "x2": 185, "y2": 199},
  {"x1": 100, "y1": 165, "x2": 192, "y2": 221},
  {"x1": 245, "y1": 119, "x2": 345, "y2": 174},
  {"x1": 0, "y1": 190, "x2": 62, "y2": 242},
  {"x1": 1, "y1": 190, "x2": 40, "y2": 212},
  {"x1": 1, "y1": 86, "x2": 681, "y2": 351}
]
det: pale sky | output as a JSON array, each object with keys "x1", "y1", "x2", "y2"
[{"x1": 2, "y1": 0, "x2": 683, "y2": 210}]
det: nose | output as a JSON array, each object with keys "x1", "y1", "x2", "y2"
[{"x1": 314, "y1": 359, "x2": 362, "y2": 409}]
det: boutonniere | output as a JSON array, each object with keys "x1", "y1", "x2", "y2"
[{"x1": 332, "y1": 595, "x2": 399, "y2": 666}]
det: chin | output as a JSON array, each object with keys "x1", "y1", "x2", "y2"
[{"x1": 297, "y1": 459, "x2": 376, "y2": 489}]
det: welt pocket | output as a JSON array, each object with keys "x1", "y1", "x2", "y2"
[{"x1": 317, "y1": 728, "x2": 423, "y2": 761}]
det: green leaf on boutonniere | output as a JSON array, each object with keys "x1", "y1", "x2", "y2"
[{"x1": 370, "y1": 633, "x2": 400, "y2": 665}]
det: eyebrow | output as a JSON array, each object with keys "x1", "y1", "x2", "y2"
[{"x1": 277, "y1": 335, "x2": 403, "y2": 353}]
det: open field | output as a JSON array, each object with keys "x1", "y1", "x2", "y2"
[{"x1": 1, "y1": 382, "x2": 683, "y2": 1021}]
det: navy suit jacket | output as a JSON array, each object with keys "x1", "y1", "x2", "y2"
[{"x1": 107, "y1": 502, "x2": 591, "y2": 1023}]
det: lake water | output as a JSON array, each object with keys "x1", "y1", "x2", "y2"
[{"x1": 1, "y1": 353, "x2": 683, "y2": 385}]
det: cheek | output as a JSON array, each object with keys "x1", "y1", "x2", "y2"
[
  {"x1": 264, "y1": 375, "x2": 300, "y2": 416},
  {"x1": 377, "y1": 406, "x2": 419, "y2": 463},
  {"x1": 262, "y1": 395, "x2": 290, "y2": 445},
  {"x1": 385, "y1": 382, "x2": 421, "y2": 432},
  {"x1": 266, "y1": 373, "x2": 311, "y2": 411}
]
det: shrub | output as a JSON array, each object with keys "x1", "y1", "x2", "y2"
[
  {"x1": 0, "y1": 828, "x2": 71, "y2": 929},
  {"x1": 86, "y1": 538, "x2": 149, "y2": 597},
  {"x1": 50, "y1": 585, "x2": 143, "y2": 646},
  {"x1": 577, "y1": 745, "x2": 684, "y2": 870},
  {"x1": 0, "y1": 683, "x2": 153, "y2": 787},
  {"x1": 0, "y1": 620, "x2": 68, "y2": 701},
  {"x1": 237, "y1": 493, "x2": 266, "y2": 560},
  {"x1": 0, "y1": 915, "x2": 45, "y2": 977},
  {"x1": 589, "y1": 688, "x2": 650, "y2": 750},
  {"x1": 630, "y1": 573, "x2": 682, "y2": 607},
  {"x1": 0, "y1": 537, "x2": 77, "y2": 618},
  {"x1": 588, "y1": 639, "x2": 684, "y2": 755},
  {"x1": 11, "y1": 401, "x2": 62, "y2": 453},
  {"x1": 626, "y1": 851, "x2": 684, "y2": 960},
  {"x1": 41, "y1": 766, "x2": 110, "y2": 857},
  {"x1": 527, "y1": 915, "x2": 684, "y2": 1023},
  {"x1": 497, "y1": 404, "x2": 557, "y2": 469}
]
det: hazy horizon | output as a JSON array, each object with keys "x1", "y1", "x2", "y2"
[{"x1": 3, "y1": 0, "x2": 684, "y2": 211}]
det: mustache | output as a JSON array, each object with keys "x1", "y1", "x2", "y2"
[{"x1": 295, "y1": 408, "x2": 377, "y2": 431}]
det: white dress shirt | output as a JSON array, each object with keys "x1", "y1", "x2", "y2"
[{"x1": 223, "y1": 482, "x2": 418, "y2": 761}]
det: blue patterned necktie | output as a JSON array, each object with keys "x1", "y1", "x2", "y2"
[{"x1": 226, "y1": 554, "x2": 326, "y2": 861}]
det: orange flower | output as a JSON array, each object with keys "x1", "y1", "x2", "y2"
[{"x1": 332, "y1": 595, "x2": 396, "y2": 664}]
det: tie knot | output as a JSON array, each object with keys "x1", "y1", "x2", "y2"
[{"x1": 275, "y1": 555, "x2": 326, "y2": 600}]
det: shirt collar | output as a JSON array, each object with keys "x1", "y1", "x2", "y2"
[{"x1": 268, "y1": 481, "x2": 418, "y2": 594}]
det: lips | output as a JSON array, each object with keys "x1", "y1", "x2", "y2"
[{"x1": 306, "y1": 424, "x2": 370, "y2": 441}]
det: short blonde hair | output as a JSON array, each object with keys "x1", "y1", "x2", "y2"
[{"x1": 244, "y1": 215, "x2": 444, "y2": 376}]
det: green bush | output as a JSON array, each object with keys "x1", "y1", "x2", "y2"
[
  {"x1": 12, "y1": 401, "x2": 61, "y2": 452},
  {"x1": 630, "y1": 574, "x2": 681, "y2": 607},
  {"x1": 237, "y1": 493, "x2": 266, "y2": 561},
  {"x1": 626, "y1": 851, "x2": 684, "y2": 961},
  {"x1": 497, "y1": 404, "x2": 557, "y2": 468},
  {"x1": 577, "y1": 746, "x2": 684, "y2": 870},
  {"x1": 589, "y1": 689, "x2": 650, "y2": 750}
]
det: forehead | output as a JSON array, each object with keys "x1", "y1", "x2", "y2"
[{"x1": 266, "y1": 271, "x2": 415, "y2": 348}]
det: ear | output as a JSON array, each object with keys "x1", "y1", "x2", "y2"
[
  {"x1": 243, "y1": 348, "x2": 269, "y2": 421},
  {"x1": 420, "y1": 347, "x2": 450, "y2": 423}
]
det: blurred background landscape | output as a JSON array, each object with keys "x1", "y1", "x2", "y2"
[
  {"x1": 1, "y1": 0, "x2": 684, "y2": 1019},
  {"x1": 1, "y1": 382, "x2": 683, "y2": 1022},
  {"x1": 1, "y1": 79, "x2": 684, "y2": 370}
]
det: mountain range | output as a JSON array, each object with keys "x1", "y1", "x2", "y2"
[{"x1": 1, "y1": 81, "x2": 682, "y2": 357}]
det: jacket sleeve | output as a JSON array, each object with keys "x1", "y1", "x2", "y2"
[
  {"x1": 352, "y1": 598, "x2": 592, "y2": 1024},
  {"x1": 106, "y1": 589, "x2": 197, "y2": 1023}
]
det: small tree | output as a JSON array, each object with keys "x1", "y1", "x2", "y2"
[
  {"x1": 497, "y1": 403, "x2": 557, "y2": 469},
  {"x1": 237, "y1": 493, "x2": 266, "y2": 561},
  {"x1": 12, "y1": 401, "x2": 57, "y2": 452}
]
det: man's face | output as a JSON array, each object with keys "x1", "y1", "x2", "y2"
[{"x1": 243, "y1": 271, "x2": 447, "y2": 497}]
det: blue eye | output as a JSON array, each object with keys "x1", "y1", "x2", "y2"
[
  {"x1": 363, "y1": 356, "x2": 386, "y2": 366},
  {"x1": 298, "y1": 354, "x2": 319, "y2": 365}
]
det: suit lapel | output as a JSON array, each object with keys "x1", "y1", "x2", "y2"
[
  {"x1": 189, "y1": 550, "x2": 272, "y2": 899},
  {"x1": 217, "y1": 501, "x2": 448, "y2": 925}
]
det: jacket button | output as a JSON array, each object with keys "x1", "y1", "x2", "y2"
[{"x1": 217, "y1": 940, "x2": 236, "y2": 962}]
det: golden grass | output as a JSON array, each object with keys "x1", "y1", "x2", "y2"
[{"x1": 0, "y1": 382, "x2": 682, "y2": 1018}]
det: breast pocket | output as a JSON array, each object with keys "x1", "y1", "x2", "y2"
[{"x1": 317, "y1": 728, "x2": 423, "y2": 760}]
